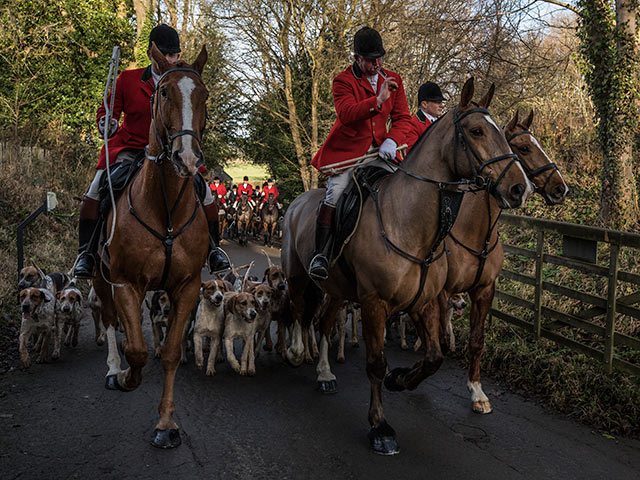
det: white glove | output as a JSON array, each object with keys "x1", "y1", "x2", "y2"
[
  {"x1": 98, "y1": 116, "x2": 118, "y2": 138},
  {"x1": 378, "y1": 138, "x2": 397, "y2": 161}
]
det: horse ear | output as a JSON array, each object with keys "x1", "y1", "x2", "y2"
[
  {"x1": 192, "y1": 45, "x2": 208, "y2": 75},
  {"x1": 478, "y1": 83, "x2": 495, "y2": 109},
  {"x1": 506, "y1": 110, "x2": 519, "y2": 133},
  {"x1": 459, "y1": 77, "x2": 474, "y2": 108},
  {"x1": 150, "y1": 42, "x2": 170, "y2": 74},
  {"x1": 524, "y1": 109, "x2": 534, "y2": 129}
]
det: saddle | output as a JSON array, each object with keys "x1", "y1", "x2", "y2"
[
  {"x1": 98, "y1": 153, "x2": 207, "y2": 219},
  {"x1": 330, "y1": 165, "x2": 393, "y2": 264}
]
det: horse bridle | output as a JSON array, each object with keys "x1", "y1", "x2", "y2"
[
  {"x1": 452, "y1": 106, "x2": 521, "y2": 195},
  {"x1": 146, "y1": 67, "x2": 206, "y2": 168},
  {"x1": 506, "y1": 129, "x2": 561, "y2": 195},
  {"x1": 127, "y1": 67, "x2": 208, "y2": 289}
]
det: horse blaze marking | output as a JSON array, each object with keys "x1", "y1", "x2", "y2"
[{"x1": 178, "y1": 77, "x2": 196, "y2": 158}]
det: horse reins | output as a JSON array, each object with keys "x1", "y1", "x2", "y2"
[
  {"x1": 449, "y1": 128, "x2": 560, "y2": 292},
  {"x1": 127, "y1": 67, "x2": 206, "y2": 288},
  {"x1": 506, "y1": 129, "x2": 561, "y2": 195},
  {"x1": 367, "y1": 107, "x2": 522, "y2": 313}
]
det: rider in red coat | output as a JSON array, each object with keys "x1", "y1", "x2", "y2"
[
  {"x1": 405, "y1": 81, "x2": 445, "y2": 152},
  {"x1": 234, "y1": 176, "x2": 255, "y2": 208},
  {"x1": 210, "y1": 176, "x2": 227, "y2": 206},
  {"x1": 73, "y1": 24, "x2": 229, "y2": 278},
  {"x1": 308, "y1": 27, "x2": 411, "y2": 280},
  {"x1": 259, "y1": 178, "x2": 282, "y2": 214}
]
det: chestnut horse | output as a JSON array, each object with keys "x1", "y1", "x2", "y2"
[
  {"x1": 92, "y1": 44, "x2": 209, "y2": 448},
  {"x1": 282, "y1": 78, "x2": 532, "y2": 454},
  {"x1": 442, "y1": 109, "x2": 568, "y2": 413}
]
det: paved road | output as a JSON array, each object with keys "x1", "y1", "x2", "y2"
[{"x1": 1, "y1": 240, "x2": 639, "y2": 479}]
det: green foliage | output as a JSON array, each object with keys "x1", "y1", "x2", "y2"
[
  {"x1": 577, "y1": 0, "x2": 639, "y2": 228},
  {"x1": 0, "y1": 0, "x2": 135, "y2": 149}
]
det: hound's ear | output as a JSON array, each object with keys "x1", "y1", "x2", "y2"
[
  {"x1": 524, "y1": 109, "x2": 534, "y2": 129},
  {"x1": 226, "y1": 295, "x2": 236, "y2": 314},
  {"x1": 56, "y1": 291, "x2": 62, "y2": 300},
  {"x1": 42, "y1": 290, "x2": 53, "y2": 303},
  {"x1": 192, "y1": 45, "x2": 208, "y2": 75},
  {"x1": 506, "y1": 110, "x2": 519, "y2": 133},
  {"x1": 478, "y1": 83, "x2": 495, "y2": 109},
  {"x1": 263, "y1": 268, "x2": 270, "y2": 282},
  {"x1": 145, "y1": 299, "x2": 151, "y2": 310},
  {"x1": 459, "y1": 77, "x2": 474, "y2": 108},
  {"x1": 150, "y1": 42, "x2": 170, "y2": 75},
  {"x1": 75, "y1": 291, "x2": 83, "y2": 303}
]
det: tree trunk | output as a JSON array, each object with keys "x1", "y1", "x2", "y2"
[
  {"x1": 182, "y1": 0, "x2": 190, "y2": 49},
  {"x1": 600, "y1": 0, "x2": 638, "y2": 229},
  {"x1": 167, "y1": 0, "x2": 178, "y2": 29}
]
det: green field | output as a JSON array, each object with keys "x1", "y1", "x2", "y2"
[{"x1": 223, "y1": 162, "x2": 269, "y2": 187}]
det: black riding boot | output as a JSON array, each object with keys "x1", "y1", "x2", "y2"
[
  {"x1": 208, "y1": 220, "x2": 230, "y2": 273},
  {"x1": 73, "y1": 197, "x2": 101, "y2": 279},
  {"x1": 309, "y1": 204, "x2": 335, "y2": 281}
]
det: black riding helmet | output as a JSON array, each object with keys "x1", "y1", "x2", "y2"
[
  {"x1": 353, "y1": 27, "x2": 385, "y2": 59},
  {"x1": 148, "y1": 24, "x2": 181, "y2": 54}
]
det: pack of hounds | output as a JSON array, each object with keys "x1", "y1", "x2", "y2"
[{"x1": 16, "y1": 258, "x2": 467, "y2": 374}]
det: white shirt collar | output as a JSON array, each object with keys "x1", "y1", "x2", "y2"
[
  {"x1": 421, "y1": 108, "x2": 438, "y2": 123},
  {"x1": 151, "y1": 67, "x2": 161, "y2": 86},
  {"x1": 366, "y1": 73, "x2": 379, "y2": 91}
]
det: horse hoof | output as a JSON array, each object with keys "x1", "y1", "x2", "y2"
[
  {"x1": 383, "y1": 367, "x2": 411, "y2": 392},
  {"x1": 105, "y1": 374, "x2": 120, "y2": 390},
  {"x1": 368, "y1": 422, "x2": 399, "y2": 455},
  {"x1": 318, "y1": 380, "x2": 338, "y2": 394},
  {"x1": 472, "y1": 400, "x2": 493, "y2": 414},
  {"x1": 151, "y1": 428, "x2": 182, "y2": 449}
]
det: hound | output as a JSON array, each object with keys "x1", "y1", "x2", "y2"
[
  {"x1": 145, "y1": 291, "x2": 171, "y2": 358},
  {"x1": 247, "y1": 283, "x2": 275, "y2": 359},
  {"x1": 336, "y1": 301, "x2": 361, "y2": 363},
  {"x1": 18, "y1": 287, "x2": 58, "y2": 367},
  {"x1": 55, "y1": 280, "x2": 84, "y2": 348},
  {"x1": 193, "y1": 279, "x2": 228, "y2": 375},
  {"x1": 18, "y1": 265, "x2": 69, "y2": 295},
  {"x1": 223, "y1": 291, "x2": 258, "y2": 376},
  {"x1": 260, "y1": 251, "x2": 290, "y2": 356},
  {"x1": 88, "y1": 286, "x2": 106, "y2": 346}
]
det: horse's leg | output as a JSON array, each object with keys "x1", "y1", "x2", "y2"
[
  {"x1": 286, "y1": 280, "x2": 322, "y2": 366},
  {"x1": 310, "y1": 322, "x2": 320, "y2": 359},
  {"x1": 153, "y1": 322, "x2": 163, "y2": 358},
  {"x1": 152, "y1": 281, "x2": 200, "y2": 448},
  {"x1": 467, "y1": 283, "x2": 494, "y2": 414},
  {"x1": 384, "y1": 298, "x2": 444, "y2": 392},
  {"x1": 350, "y1": 307, "x2": 359, "y2": 347},
  {"x1": 112, "y1": 285, "x2": 147, "y2": 391},
  {"x1": 399, "y1": 314, "x2": 408, "y2": 350},
  {"x1": 360, "y1": 297, "x2": 398, "y2": 455},
  {"x1": 316, "y1": 298, "x2": 343, "y2": 394}
]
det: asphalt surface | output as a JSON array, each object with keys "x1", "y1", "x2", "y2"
[{"x1": 1, "y1": 239, "x2": 639, "y2": 480}]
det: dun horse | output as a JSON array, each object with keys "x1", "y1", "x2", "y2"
[
  {"x1": 282, "y1": 78, "x2": 533, "y2": 454},
  {"x1": 92, "y1": 44, "x2": 209, "y2": 448},
  {"x1": 261, "y1": 194, "x2": 279, "y2": 246}
]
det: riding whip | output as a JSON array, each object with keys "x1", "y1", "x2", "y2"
[{"x1": 320, "y1": 144, "x2": 408, "y2": 175}]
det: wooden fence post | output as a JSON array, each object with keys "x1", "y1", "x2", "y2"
[
  {"x1": 533, "y1": 230, "x2": 545, "y2": 339},
  {"x1": 604, "y1": 243, "x2": 619, "y2": 372}
]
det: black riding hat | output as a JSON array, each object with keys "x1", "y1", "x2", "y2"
[
  {"x1": 418, "y1": 82, "x2": 444, "y2": 103},
  {"x1": 353, "y1": 27, "x2": 385, "y2": 60},
  {"x1": 148, "y1": 24, "x2": 181, "y2": 54}
]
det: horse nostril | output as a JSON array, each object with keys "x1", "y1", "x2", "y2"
[
  {"x1": 554, "y1": 185, "x2": 567, "y2": 199},
  {"x1": 510, "y1": 183, "x2": 525, "y2": 200}
]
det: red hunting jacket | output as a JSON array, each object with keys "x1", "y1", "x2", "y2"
[
  {"x1": 311, "y1": 63, "x2": 411, "y2": 174},
  {"x1": 238, "y1": 183, "x2": 253, "y2": 197},
  {"x1": 405, "y1": 109, "x2": 433, "y2": 153},
  {"x1": 261, "y1": 185, "x2": 279, "y2": 203},
  {"x1": 210, "y1": 182, "x2": 227, "y2": 205},
  {"x1": 96, "y1": 66, "x2": 155, "y2": 169}
]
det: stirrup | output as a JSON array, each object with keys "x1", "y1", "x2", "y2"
[
  {"x1": 73, "y1": 253, "x2": 96, "y2": 279},
  {"x1": 208, "y1": 247, "x2": 231, "y2": 274},
  {"x1": 309, "y1": 253, "x2": 329, "y2": 281}
]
